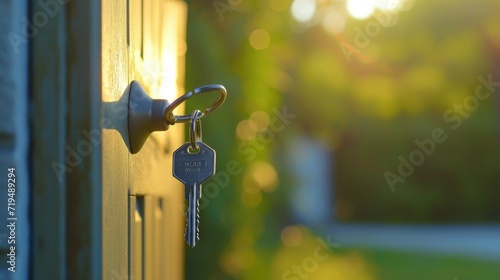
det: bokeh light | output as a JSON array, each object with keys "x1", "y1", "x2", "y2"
[
  {"x1": 249, "y1": 111, "x2": 271, "y2": 131},
  {"x1": 251, "y1": 161, "x2": 279, "y2": 192},
  {"x1": 346, "y1": 0, "x2": 376, "y2": 19},
  {"x1": 321, "y1": 9, "x2": 346, "y2": 34},
  {"x1": 291, "y1": 0, "x2": 317, "y2": 23},
  {"x1": 236, "y1": 119, "x2": 258, "y2": 140},
  {"x1": 249, "y1": 29, "x2": 271, "y2": 50},
  {"x1": 280, "y1": 226, "x2": 303, "y2": 247}
]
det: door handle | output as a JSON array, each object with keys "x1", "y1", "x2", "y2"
[{"x1": 128, "y1": 81, "x2": 227, "y2": 154}]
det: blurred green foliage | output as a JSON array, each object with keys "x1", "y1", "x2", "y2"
[{"x1": 183, "y1": 0, "x2": 500, "y2": 279}]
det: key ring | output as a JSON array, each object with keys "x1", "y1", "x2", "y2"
[
  {"x1": 164, "y1": 84, "x2": 227, "y2": 125},
  {"x1": 189, "y1": 110, "x2": 203, "y2": 152}
]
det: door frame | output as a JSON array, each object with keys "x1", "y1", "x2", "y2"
[{"x1": 31, "y1": 0, "x2": 102, "y2": 279}]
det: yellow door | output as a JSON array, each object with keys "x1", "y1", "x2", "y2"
[{"x1": 102, "y1": 0, "x2": 187, "y2": 279}]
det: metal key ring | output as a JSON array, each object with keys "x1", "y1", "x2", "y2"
[
  {"x1": 164, "y1": 84, "x2": 227, "y2": 125},
  {"x1": 189, "y1": 110, "x2": 203, "y2": 152}
]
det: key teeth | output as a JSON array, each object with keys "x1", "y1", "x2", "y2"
[
  {"x1": 184, "y1": 207, "x2": 200, "y2": 248},
  {"x1": 185, "y1": 185, "x2": 202, "y2": 248}
]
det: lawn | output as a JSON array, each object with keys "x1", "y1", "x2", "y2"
[{"x1": 337, "y1": 247, "x2": 500, "y2": 280}]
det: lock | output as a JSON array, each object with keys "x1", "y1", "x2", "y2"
[{"x1": 127, "y1": 80, "x2": 227, "y2": 154}]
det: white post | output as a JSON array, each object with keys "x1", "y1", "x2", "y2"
[{"x1": 285, "y1": 134, "x2": 334, "y2": 227}]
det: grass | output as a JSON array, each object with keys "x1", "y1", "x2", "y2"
[{"x1": 336, "y1": 247, "x2": 500, "y2": 280}]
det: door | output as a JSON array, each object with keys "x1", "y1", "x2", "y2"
[
  {"x1": 31, "y1": 0, "x2": 186, "y2": 278},
  {"x1": 102, "y1": 0, "x2": 187, "y2": 279}
]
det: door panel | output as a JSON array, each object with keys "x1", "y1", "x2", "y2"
[
  {"x1": 102, "y1": 0, "x2": 130, "y2": 278},
  {"x1": 102, "y1": 0, "x2": 186, "y2": 279}
]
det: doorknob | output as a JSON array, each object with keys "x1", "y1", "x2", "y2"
[{"x1": 128, "y1": 81, "x2": 227, "y2": 154}]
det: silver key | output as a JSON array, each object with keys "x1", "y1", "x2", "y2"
[{"x1": 173, "y1": 142, "x2": 216, "y2": 247}]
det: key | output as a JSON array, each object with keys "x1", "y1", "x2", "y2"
[{"x1": 173, "y1": 141, "x2": 216, "y2": 247}]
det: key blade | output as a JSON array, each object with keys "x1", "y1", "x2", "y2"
[{"x1": 185, "y1": 183, "x2": 200, "y2": 247}]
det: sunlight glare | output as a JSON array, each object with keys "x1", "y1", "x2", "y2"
[
  {"x1": 291, "y1": 0, "x2": 316, "y2": 23},
  {"x1": 346, "y1": 0, "x2": 376, "y2": 19},
  {"x1": 376, "y1": 0, "x2": 402, "y2": 12}
]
